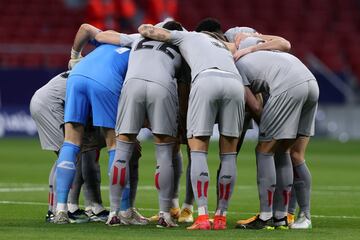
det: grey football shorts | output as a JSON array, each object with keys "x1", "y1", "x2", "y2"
[
  {"x1": 187, "y1": 69, "x2": 245, "y2": 138},
  {"x1": 259, "y1": 79, "x2": 319, "y2": 141},
  {"x1": 116, "y1": 78, "x2": 178, "y2": 137}
]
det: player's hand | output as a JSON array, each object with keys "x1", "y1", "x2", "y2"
[
  {"x1": 68, "y1": 57, "x2": 83, "y2": 70},
  {"x1": 234, "y1": 33, "x2": 252, "y2": 48},
  {"x1": 233, "y1": 47, "x2": 252, "y2": 61}
]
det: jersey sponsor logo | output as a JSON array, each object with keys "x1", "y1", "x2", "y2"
[
  {"x1": 199, "y1": 172, "x2": 209, "y2": 177},
  {"x1": 115, "y1": 48, "x2": 130, "y2": 55},
  {"x1": 57, "y1": 161, "x2": 75, "y2": 170},
  {"x1": 134, "y1": 39, "x2": 180, "y2": 59},
  {"x1": 116, "y1": 159, "x2": 126, "y2": 164}
]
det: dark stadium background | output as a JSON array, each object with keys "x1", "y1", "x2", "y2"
[{"x1": 0, "y1": 0, "x2": 359, "y2": 140}]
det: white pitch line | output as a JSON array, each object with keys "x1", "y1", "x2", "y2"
[
  {"x1": 0, "y1": 200, "x2": 359, "y2": 220},
  {"x1": 1, "y1": 184, "x2": 360, "y2": 193}
]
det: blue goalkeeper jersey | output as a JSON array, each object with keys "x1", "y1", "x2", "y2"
[{"x1": 70, "y1": 44, "x2": 130, "y2": 96}]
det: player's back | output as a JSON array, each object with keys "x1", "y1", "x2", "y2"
[
  {"x1": 32, "y1": 72, "x2": 67, "y2": 104},
  {"x1": 236, "y1": 50, "x2": 315, "y2": 96},
  {"x1": 169, "y1": 31, "x2": 240, "y2": 81},
  {"x1": 70, "y1": 44, "x2": 130, "y2": 95},
  {"x1": 125, "y1": 37, "x2": 182, "y2": 94}
]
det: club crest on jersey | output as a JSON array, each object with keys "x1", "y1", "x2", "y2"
[{"x1": 115, "y1": 48, "x2": 130, "y2": 54}]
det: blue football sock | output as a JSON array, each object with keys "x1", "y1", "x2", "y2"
[
  {"x1": 56, "y1": 141, "x2": 80, "y2": 204},
  {"x1": 120, "y1": 185, "x2": 131, "y2": 211},
  {"x1": 108, "y1": 149, "x2": 115, "y2": 175}
]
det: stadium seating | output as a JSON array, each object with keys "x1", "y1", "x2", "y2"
[
  {"x1": 0, "y1": 0, "x2": 84, "y2": 68},
  {"x1": 178, "y1": 0, "x2": 360, "y2": 83},
  {"x1": 0, "y1": 0, "x2": 359, "y2": 86}
]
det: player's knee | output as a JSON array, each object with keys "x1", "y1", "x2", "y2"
[{"x1": 290, "y1": 150, "x2": 304, "y2": 165}]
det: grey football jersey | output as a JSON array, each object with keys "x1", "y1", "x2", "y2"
[
  {"x1": 33, "y1": 72, "x2": 67, "y2": 105},
  {"x1": 169, "y1": 31, "x2": 240, "y2": 81},
  {"x1": 224, "y1": 26, "x2": 257, "y2": 43},
  {"x1": 119, "y1": 33, "x2": 141, "y2": 47},
  {"x1": 125, "y1": 36, "x2": 182, "y2": 94},
  {"x1": 235, "y1": 39, "x2": 315, "y2": 96}
]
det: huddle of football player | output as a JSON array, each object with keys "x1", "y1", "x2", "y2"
[{"x1": 31, "y1": 17, "x2": 317, "y2": 230}]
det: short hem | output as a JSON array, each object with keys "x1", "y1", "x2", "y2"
[
  {"x1": 187, "y1": 130, "x2": 213, "y2": 138},
  {"x1": 219, "y1": 130, "x2": 241, "y2": 138},
  {"x1": 116, "y1": 129, "x2": 141, "y2": 136},
  {"x1": 152, "y1": 130, "x2": 177, "y2": 138},
  {"x1": 259, "y1": 134, "x2": 298, "y2": 141}
]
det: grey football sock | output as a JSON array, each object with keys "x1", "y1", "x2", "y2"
[
  {"x1": 217, "y1": 153, "x2": 237, "y2": 215},
  {"x1": 129, "y1": 142, "x2": 141, "y2": 207},
  {"x1": 82, "y1": 149, "x2": 103, "y2": 206},
  {"x1": 190, "y1": 151, "x2": 209, "y2": 215},
  {"x1": 110, "y1": 140, "x2": 134, "y2": 212},
  {"x1": 273, "y1": 152, "x2": 293, "y2": 219},
  {"x1": 48, "y1": 161, "x2": 57, "y2": 212},
  {"x1": 155, "y1": 142, "x2": 175, "y2": 212},
  {"x1": 172, "y1": 150, "x2": 183, "y2": 201},
  {"x1": 68, "y1": 155, "x2": 83, "y2": 208},
  {"x1": 256, "y1": 151, "x2": 276, "y2": 221},
  {"x1": 288, "y1": 186, "x2": 297, "y2": 215},
  {"x1": 184, "y1": 146, "x2": 194, "y2": 205},
  {"x1": 293, "y1": 162, "x2": 312, "y2": 219}
]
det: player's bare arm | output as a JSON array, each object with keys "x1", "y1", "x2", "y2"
[
  {"x1": 244, "y1": 86, "x2": 263, "y2": 124},
  {"x1": 235, "y1": 33, "x2": 291, "y2": 52},
  {"x1": 95, "y1": 30, "x2": 122, "y2": 45},
  {"x1": 138, "y1": 24, "x2": 171, "y2": 42},
  {"x1": 233, "y1": 33, "x2": 291, "y2": 60},
  {"x1": 72, "y1": 23, "x2": 102, "y2": 54},
  {"x1": 69, "y1": 23, "x2": 101, "y2": 69}
]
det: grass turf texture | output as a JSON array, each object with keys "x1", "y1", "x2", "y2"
[{"x1": 0, "y1": 138, "x2": 359, "y2": 239}]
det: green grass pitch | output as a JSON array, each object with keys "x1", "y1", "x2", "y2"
[{"x1": 0, "y1": 138, "x2": 359, "y2": 239}]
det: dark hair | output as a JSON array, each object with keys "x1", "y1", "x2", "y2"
[
  {"x1": 163, "y1": 21, "x2": 183, "y2": 31},
  {"x1": 202, "y1": 31, "x2": 227, "y2": 42},
  {"x1": 195, "y1": 17, "x2": 222, "y2": 33}
]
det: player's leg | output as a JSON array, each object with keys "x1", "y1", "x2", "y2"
[
  {"x1": 179, "y1": 145, "x2": 195, "y2": 223},
  {"x1": 213, "y1": 75, "x2": 244, "y2": 230},
  {"x1": 290, "y1": 136, "x2": 312, "y2": 229},
  {"x1": 67, "y1": 153, "x2": 90, "y2": 223},
  {"x1": 237, "y1": 84, "x2": 308, "y2": 230},
  {"x1": 119, "y1": 141, "x2": 148, "y2": 225},
  {"x1": 214, "y1": 135, "x2": 239, "y2": 230},
  {"x1": 290, "y1": 79, "x2": 318, "y2": 229},
  {"x1": 108, "y1": 130, "x2": 137, "y2": 226},
  {"x1": 55, "y1": 122, "x2": 84, "y2": 223},
  {"x1": 67, "y1": 155, "x2": 83, "y2": 213},
  {"x1": 287, "y1": 187, "x2": 297, "y2": 224},
  {"x1": 272, "y1": 140, "x2": 295, "y2": 229},
  {"x1": 146, "y1": 81, "x2": 179, "y2": 227},
  {"x1": 187, "y1": 136, "x2": 211, "y2": 230},
  {"x1": 108, "y1": 78, "x2": 146, "y2": 225},
  {"x1": 149, "y1": 143, "x2": 182, "y2": 223},
  {"x1": 152, "y1": 134, "x2": 177, "y2": 227},
  {"x1": 54, "y1": 75, "x2": 92, "y2": 223},
  {"x1": 30, "y1": 91, "x2": 63, "y2": 222},
  {"x1": 81, "y1": 149, "x2": 109, "y2": 222},
  {"x1": 171, "y1": 146, "x2": 183, "y2": 219},
  {"x1": 46, "y1": 161, "x2": 57, "y2": 222}
]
